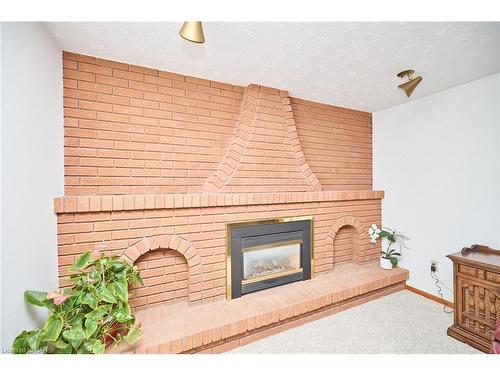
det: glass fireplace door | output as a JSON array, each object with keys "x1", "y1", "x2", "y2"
[
  {"x1": 242, "y1": 241, "x2": 302, "y2": 285},
  {"x1": 228, "y1": 218, "x2": 312, "y2": 299}
]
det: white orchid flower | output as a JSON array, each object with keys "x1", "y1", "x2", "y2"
[
  {"x1": 368, "y1": 224, "x2": 381, "y2": 236},
  {"x1": 368, "y1": 224, "x2": 382, "y2": 244}
]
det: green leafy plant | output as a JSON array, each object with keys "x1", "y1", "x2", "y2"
[
  {"x1": 12, "y1": 251, "x2": 144, "y2": 354},
  {"x1": 369, "y1": 224, "x2": 409, "y2": 267}
]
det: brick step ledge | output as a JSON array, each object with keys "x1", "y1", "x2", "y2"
[
  {"x1": 54, "y1": 190, "x2": 384, "y2": 214},
  {"x1": 108, "y1": 262, "x2": 408, "y2": 354}
]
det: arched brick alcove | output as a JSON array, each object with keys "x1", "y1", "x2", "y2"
[
  {"x1": 325, "y1": 216, "x2": 369, "y2": 265},
  {"x1": 120, "y1": 234, "x2": 202, "y2": 304}
]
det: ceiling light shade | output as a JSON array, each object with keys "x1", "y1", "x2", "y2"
[
  {"x1": 179, "y1": 21, "x2": 205, "y2": 44},
  {"x1": 397, "y1": 69, "x2": 422, "y2": 97}
]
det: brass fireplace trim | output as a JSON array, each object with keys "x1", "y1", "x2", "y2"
[
  {"x1": 241, "y1": 268, "x2": 304, "y2": 285},
  {"x1": 226, "y1": 215, "x2": 314, "y2": 300}
]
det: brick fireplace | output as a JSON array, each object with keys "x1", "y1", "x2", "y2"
[
  {"x1": 54, "y1": 51, "x2": 407, "y2": 352},
  {"x1": 227, "y1": 216, "x2": 313, "y2": 299},
  {"x1": 56, "y1": 190, "x2": 383, "y2": 307}
]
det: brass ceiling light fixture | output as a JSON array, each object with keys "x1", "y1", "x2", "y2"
[
  {"x1": 397, "y1": 69, "x2": 423, "y2": 97},
  {"x1": 179, "y1": 21, "x2": 205, "y2": 44}
]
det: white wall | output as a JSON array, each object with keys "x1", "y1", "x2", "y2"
[
  {"x1": 1, "y1": 22, "x2": 63, "y2": 351},
  {"x1": 373, "y1": 73, "x2": 500, "y2": 301}
]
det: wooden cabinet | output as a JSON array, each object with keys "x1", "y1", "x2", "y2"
[{"x1": 447, "y1": 245, "x2": 500, "y2": 353}]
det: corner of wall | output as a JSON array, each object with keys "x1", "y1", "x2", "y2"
[{"x1": 0, "y1": 22, "x2": 63, "y2": 351}]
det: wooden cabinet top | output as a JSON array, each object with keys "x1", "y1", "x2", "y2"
[{"x1": 447, "y1": 244, "x2": 500, "y2": 271}]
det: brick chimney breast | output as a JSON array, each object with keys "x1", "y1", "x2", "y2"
[{"x1": 203, "y1": 84, "x2": 322, "y2": 193}]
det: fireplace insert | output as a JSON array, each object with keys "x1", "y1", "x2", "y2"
[{"x1": 227, "y1": 217, "x2": 313, "y2": 299}]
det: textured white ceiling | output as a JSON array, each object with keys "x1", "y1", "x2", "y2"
[{"x1": 44, "y1": 22, "x2": 500, "y2": 112}]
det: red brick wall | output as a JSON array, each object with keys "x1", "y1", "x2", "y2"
[
  {"x1": 291, "y1": 98, "x2": 372, "y2": 190},
  {"x1": 332, "y1": 226, "x2": 356, "y2": 264},
  {"x1": 63, "y1": 52, "x2": 371, "y2": 195},
  {"x1": 63, "y1": 52, "x2": 243, "y2": 195},
  {"x1": 130, "y1": 250, "x2": 188, "y2": 307},
  {"x1": 202, "y1": 84, "x2": 319, "y2": 193},
  {"x1": 57, "y1": 52, "x2": 382, "y2": 307}
]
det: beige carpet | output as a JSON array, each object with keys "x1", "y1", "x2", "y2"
[{"x1": 229, "y1": 290, "x2": 481, "y2": 354}]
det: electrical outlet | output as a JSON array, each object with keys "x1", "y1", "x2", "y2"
[{"x1": 430, "y1": 260, "x2": 438, "y2": 272}]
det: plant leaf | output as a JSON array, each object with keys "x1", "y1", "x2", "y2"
[
  {"x1": 112, "y1": 302, "x2": 133, "y2": 323},
  {"x1": 56, "y1": 342, "x2": 74, "y2": 354},
  {"x1": 82, "y1": 339, "x2": 105, "y2": 354},
  {"x1": 62, "y1": 325, "x2": 86, "y2": 341},
  {"x1": 70, "y1": 339, "x2": 83, "y2": 351},
  {"x1": 133, "y1": 273, "x2": 144, "y2": 287},
  {"x1": 90, "y1": 269, "x2": 101, "y2": 282},
  {"x1": 42, "y1": 314, "x2": 63, "y2": 342},
  {"x1": 80, "y1": 292, "x2": 98, "y2": 309},
  {"x1": 378, "y1": 230, "x2": 390, "y2": 238},
  {"x1": 109, "y1": 260, "x2": 126, "y2": 273},
  {"x1": 51, "y1": 338, "x2": 70, "y2": 349},
  {"x1": 93, "y1": 341, "x2": 106, "y2": 354},
  {"x1": 97, "y1": 285, "x2": 117, "y2": 304},
  {"x1": 61, "y1": 295, "x2": 78, "y2": 312},
  {"x1": 123, "y1": 323, "x2": 142, "y2": 344},
  {"x1": 12, "y1": 331, "x2": 30, "y2": 354},
  {"x1": 83, "y1": 339, "x2": 97, "y2": 352},
  {"x1": 24, "y1": 290, "x2": 48, "y2": 307},
  {"x1": 111, "y1": 279, "x2": 129, "y2": 302},
  {"x1": 67, "y1": 311, "x2": 84, "y2": 327},
  {"x1": 85, "y1": 318, "x2": 98, "y2": 339},
  {"x1": 85, "y1": 305, "x2": 109, "y2": 321},
  {"x1": 27, "y1": 329, "x2": 42, "y2": 351},
  {"x1": 69, "y1": 251, "x2": 91, "y2": 272}
]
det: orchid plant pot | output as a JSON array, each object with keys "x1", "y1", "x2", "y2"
[
  {"x1": 379, "y1": 257, "x2": 393, "y2": 270},
  {"x1": 369, "y1": 224, "x2": 409, "y2": 271}
]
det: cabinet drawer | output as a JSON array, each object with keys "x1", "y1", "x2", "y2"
[
  {"x1": 485, "y1": 271, "x2": 500, "y2": 284},
  {"x1": 458, "y1": 264, "x2": 477, "y2": 277}
]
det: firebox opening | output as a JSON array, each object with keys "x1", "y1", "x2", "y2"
[{"x1": 227, "y1": 216, "x2": 313, "y2": 300}]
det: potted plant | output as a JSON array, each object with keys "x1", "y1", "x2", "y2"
[
  {"x1": 368, "y1": 224, "x2": 409, "y2": 270},
  {"x1": 12, "y1": 249, "x2": 144, "y2": 354}
]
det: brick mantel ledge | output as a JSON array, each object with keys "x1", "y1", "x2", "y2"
[{"x1": 53, "y1": 190, "x2": 384, "y2": 214}]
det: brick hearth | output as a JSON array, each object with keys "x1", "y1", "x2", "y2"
[{"x1": 108, "y1": 263, "x2": 408, "y2": 354}]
